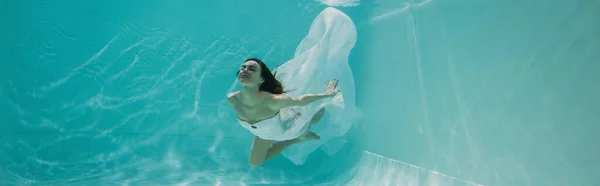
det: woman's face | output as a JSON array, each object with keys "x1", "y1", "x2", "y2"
[{"x1": 238, "y1": 60, "x2": 263, "y2": 86}]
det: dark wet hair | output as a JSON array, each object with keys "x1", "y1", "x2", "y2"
[{"x1": 238, "y1": 58, "x2": 288, "y2": 94}]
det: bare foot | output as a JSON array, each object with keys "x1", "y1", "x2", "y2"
[{"x1": 298, "y1": 132, "x2": 320, "y2": 142}]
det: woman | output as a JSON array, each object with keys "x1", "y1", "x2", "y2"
[{"x1": 228, "y1": 58, "x2": 340, "y2": 167}]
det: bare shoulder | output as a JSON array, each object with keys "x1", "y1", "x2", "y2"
[
  {"x1": 227, "y1": 91, "x2": 241, "y2": 105},
  {"x1": 264, "y1": 92, "x2": 295, "y2": 109},
  {"x1": 264, "y1": 92, "x2": 285, "y2": 102}
]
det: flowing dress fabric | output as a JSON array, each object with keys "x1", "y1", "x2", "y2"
[
  {"x1": 270, "y1": 7, "x2": 359, "y2": 165},
  {"x1": 238, "y1": 108, "x2": 310, "y2": 141}
]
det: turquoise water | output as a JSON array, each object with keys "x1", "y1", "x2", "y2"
[{"x1": 1, "y1": 0, "x2": 599, "y2": 185}]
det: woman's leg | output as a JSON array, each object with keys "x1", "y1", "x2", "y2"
[
  {"x1": 250, "y1": 135, "x2": 318, "y2": 167},
  {"x1": 248, "y1": 136, "x2": 273, "y2": 167},
  {"x1": 250, "y1": 108, "x2": 326, "y2": 167}
]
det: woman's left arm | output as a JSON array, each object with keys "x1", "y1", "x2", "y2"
[
  {"x1": 271, "y1": 79, "x2": 340, "y2": 109},
  {"x1": 270, "y1": 93, "x2": 333, "y2": 109}
]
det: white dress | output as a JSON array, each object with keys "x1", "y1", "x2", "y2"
[
  {"x1": 238, "y1": 107, "x2": 309, "y2": 141},
  {"x1": 239, "y1": 7, "x2": 359, "y2": 165}
]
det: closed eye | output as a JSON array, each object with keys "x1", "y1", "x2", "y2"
[{"x1": 241, "y1": 64, "x2": 258, "y2": 72}]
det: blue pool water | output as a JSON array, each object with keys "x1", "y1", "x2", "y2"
[{"x1": 1, "y1": 0, "x2": 599, "y2": 185}]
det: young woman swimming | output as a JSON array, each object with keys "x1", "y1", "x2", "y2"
[{"x1": 227, "y1": 58, "x2": 340, "y2": 167}]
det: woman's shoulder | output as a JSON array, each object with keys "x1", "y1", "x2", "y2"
[
  {"x1": 227, "y1": 91, "x2": 241, "y2": 104},
  {"x1": 227, "y1": 91, "x2": 241, "y2": 97}
]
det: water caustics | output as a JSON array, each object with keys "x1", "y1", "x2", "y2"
[
  {"x1": 2, "y1": 0, "x2": 599, "y2": 185},
  {"x1": 0, "y1": 4, "x2": 363, "y2": 186}
]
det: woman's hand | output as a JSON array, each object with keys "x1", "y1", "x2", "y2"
[
  {"x1": 269, "y1": 79, "x2": 340, "y2": 109},
  {"x1": 324, "y1": 79, "x2": 340, "y2": 97}
]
